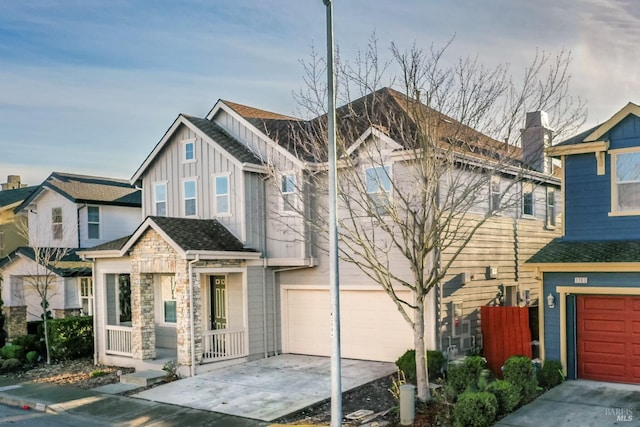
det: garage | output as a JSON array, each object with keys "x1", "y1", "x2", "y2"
[
  {"x1": 577, "y1": 295, "x2": 640, "y2": 384},
  {"x1": 282, "y1": 287, "x2": 415, "y2": 362}
]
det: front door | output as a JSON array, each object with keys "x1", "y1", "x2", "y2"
[{"x1": 209, "y1": 276, "x2": 227, "y2": 330}]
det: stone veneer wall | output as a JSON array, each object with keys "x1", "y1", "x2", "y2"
[
  {"x1": 53, "y1": 308, "x2": 81, "y2": 319},
  {"x1": 2, "y1": 305, "x2": 27, "y2": 341}
]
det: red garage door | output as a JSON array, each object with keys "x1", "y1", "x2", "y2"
[{"x1": 577, "y1": 295, "x2": 640, "y2": 384}]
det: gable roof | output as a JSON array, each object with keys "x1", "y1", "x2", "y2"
[
  {"x1": 0, "y1": 186, "x2": 38, "y2": 210},
  {"x1": 131, "y1": 114, "x2": 265, "y2": 183},
  {"x1": 548, "y1": 102, "x2": 640, "y2": 155},
  {"x1": 81, "y1": 216, "x2": 260, "y2": 259},
  {"x1": 16, "y1": 172, "x2": 141, "y2": 213},
  {"x1": 0, "y1": 247, "x2": 92, "y2": 277},
  {"x1": 527, "y1": 238, "x2": 640, "y2": 264}
]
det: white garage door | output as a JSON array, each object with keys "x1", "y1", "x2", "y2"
[{"x1": 284, "y1": 288, "x2": 414, "y2": 362}]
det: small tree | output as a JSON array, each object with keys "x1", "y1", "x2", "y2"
[{"x1": 266, "y1": 36, "x2": 585, "y2": 401}]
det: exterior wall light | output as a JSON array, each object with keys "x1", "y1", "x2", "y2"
[{"x1": 547, "y1": 293, "x2": 555, "y2": 309}]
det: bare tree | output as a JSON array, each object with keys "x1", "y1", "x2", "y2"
[{"x1": 267, "y1": 38, "x2": 586, "y2": 402}]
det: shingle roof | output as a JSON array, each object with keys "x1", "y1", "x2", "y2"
[
  {"x1": 551, "y1": 124, "x2": 600, "y2": 148},
  {"x1": 0, "y1": 247, "x2": 92, "y2": 277},
  {"x1": 85, "y1": 235, "x2": 131, "y2": 251},
  {"x1": 0, "y1": 186, "x2": 38, "y2": 209},
  {"x1": 149, "y1": 216, "x2": 256, "y2": 252},
  {"x1": 526, "y1": 238, "x2": 640, "y2": 264},
  {"x1": 182, "y1": 116, "x2": 262, "y2": 165},
  {"x1": 17, "y1": 172, "x2": 141, "y2": 212}
]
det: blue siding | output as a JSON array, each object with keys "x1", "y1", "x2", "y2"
[
  {"x1": 543, "y1": 272, "x2": 640, "y2": 375},
  {"x1": 564, "y1": 115, "x2": 640, "y2": 241}
]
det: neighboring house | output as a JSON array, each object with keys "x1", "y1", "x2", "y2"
[
  {"x1": 527, "y1": 102, "x2": 640, "y2": 385},
  {"x1": 0, "y1": 180, "x2": 38, "y2": 259},
  {"x1": 82, "y1": 88, "x2": 561, "y2": 376},
  {"x1": 0, "y1": 172, "x2": 141, "y2": 340}
]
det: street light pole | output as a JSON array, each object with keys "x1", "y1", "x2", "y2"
[{"x1": 322, "y1": 0, "x2": 342, "y2": 426}]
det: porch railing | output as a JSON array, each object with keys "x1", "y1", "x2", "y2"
[
  {"x1": 106, "y1": 325, "x2": 133, "y2": 357},
  {"x1": 202, "y1": 328, "x2": 246, "y2": 363}
]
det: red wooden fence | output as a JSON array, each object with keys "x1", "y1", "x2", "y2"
[{"x1": 481, "y1": 306, "x2": 532, "y2": 377}]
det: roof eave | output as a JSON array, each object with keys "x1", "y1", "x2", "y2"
[
  {"x1": 546, "y1": 140, "x2": 609, "y2": 157},
  {"x1": 185, "y1": 250, "x2": 262, "y2": 260}
]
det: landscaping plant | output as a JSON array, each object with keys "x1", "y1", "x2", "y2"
[
  {"x1": 453, "y1": 391, "x2": 498, "y2": 427},
  {"x1": 537, "y1": 359, "x2": 565, "y2": 389},
  {"x1": 502, "y1": 355, "x2": 538, "y2": 405},
  {"x1": 486, "y1": 379, "x2": 519, "y2": 416}
]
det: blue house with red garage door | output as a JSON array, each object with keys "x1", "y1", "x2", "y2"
[{"x1": 527, "y1": 102, "x2": 640, "y2": 385}]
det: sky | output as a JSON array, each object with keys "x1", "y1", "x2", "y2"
[{"x1": 1, "y1": 0, "x2": 639, "y2": 187}]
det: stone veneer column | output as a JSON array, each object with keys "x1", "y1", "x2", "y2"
[
  {"x1": 2, "y1": 306, "x2": 27, "y2": 342},
  {"x1": 175, "y1": 260, "x2": 192, "y2": 367},
  {"x1": 131, "y1": 269, "x2": 156, "y2": 360}
]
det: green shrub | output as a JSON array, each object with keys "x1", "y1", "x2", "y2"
[
  {"x1": 26, "y1": 351, "x2": 39, "y2": 365},
  {"x1": 0, "y1": 344, "x2": 25, "y2": 361},
  {"x1": 453, "y1": 391, "x2": 498, "y2": 427},
  {"x1": 503, "y1": 355, "x2": 538, "y2": 405},
  {"x1": 427, "y1": 350, "x2": 446, "y2": 380},
  {"x1": 446, "y1": 356, "x2": 488, "y2": 399},
  {"x1": 12, "y1": 334, "x2": 44, "y2": 355},
  {"x1": 48, "y1": 317, "x2": 93, "y2": 360},
  {"x1": 1, "y1": 358, "x2": 21, "y2": 372},
  {"x1": 395, "y1": 349, "x2": 417, "y2": 384},
  {"x1": 91, "y1": 370, "x2": 107, "y2": 378},
  {"x1": 486, "y1": 380, "x2": 519, "y2": 416},
  {"x1": 537, "y1": 360, "x2": 564, "y2": 389}
]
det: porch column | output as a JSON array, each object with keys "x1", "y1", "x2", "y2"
[
  {"x1": 2, "y1": 305, "x2": 27, "y2": 342},
  {"x1": 176, "y1": 261, "x2": 201, "y2": 366},
  {"x1": 131, "y1": 271, "x2": 155, "y2": 360}
]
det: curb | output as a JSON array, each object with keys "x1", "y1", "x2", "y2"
[{"x1": 0, "y1": 390, "x2": 49, "y2": 413}]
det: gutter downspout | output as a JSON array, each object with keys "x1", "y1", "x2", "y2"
[
  {"x1": 262, "y1": 176, "x2": 269, "y2": 359},
  {"x1": 77, "y1": 203, "x2": 87, "y2": 248},
  {"x1": 189, "y1": 255, "x2": 200, "y2": 377}
]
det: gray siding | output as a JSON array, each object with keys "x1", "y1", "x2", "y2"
[{"x1": 246, "y1": 266, "x2": 279, "y2": 358}]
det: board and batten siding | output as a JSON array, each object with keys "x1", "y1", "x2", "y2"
[
  {"x1": 245, "y1": 266, "x2": 279, "y2": 358},
  {"x1": 140, "y1": 124, "x2": 248, "y2": 243}
]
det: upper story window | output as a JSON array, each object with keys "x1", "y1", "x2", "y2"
[
  {"x1": 281, "y1": 173, "x2": 297, "y2": 213},
  {"x1": 490, "y1": 175, "x2": 501, "y2": 212},
  {"x1": 183, "y1": 139, "x2": 195, "y2": 162},
  {"x1": 612, "y1": 149, "x2": 640, "y2": 213},
  {"x1": 522, "y1": 182, "x2": 534, "y2": 217},
  {"x1": 87, "y1": 206, "x2": 100, "y2": 239},
  {"x1": 214, "y1": 175, "x2": 230, "y2": 216},
  {"x1": 154, "y1": 183, "x2": 167, "y2": 216},
  {"x1": 365, "y1": 165, "x2": 391, "y2": 214},
  {"x1": 52, "y1": 207, "x2": 63, "y2": 240},
  {"x1": 183, "y1": 179, "x2": 197, "y2": 217},
  {"x1": 546, "y1": 186, "x2": 556, "y2": 228}
]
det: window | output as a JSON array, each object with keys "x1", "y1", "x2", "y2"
[
  {"x1": 154, "y1": 183, "x2": 167, "y2": 216},
  {"x1": 79, "y1": 277, "x2": 93, "y2": 315},
  {"x1": 183, "y1": 139, "x2": 195, "y2": 162},
  {"x1": 161, "y1": 275, "x2": 177, "y2": 323},
  {"x1": 613, "y1": 150, "x2": 640, "y2": 212},
  {"x1": 281, "y1": 174, "x2": 297, "y2": 212},
  {"x1": 87, "y1": 206, "x2": 100, "y2": 239},
  {"x1": 365, "y1": 166, "x2": 391, "y2": 213},
  {"x1": 214, "y1": 175, "x2": 230, "y2": 215},
  {"x1": 451, "y1": 301, "x2": 463, "y2": 337},
  {"x1": 52, "y1": 207, "x2": 63, "y2": 240},
  {"x1": 183, "y1": 179, "x2": 197, "y2": 216},
  {"x1": 522, "y1": 182, "x2": 534, "y2": 216},
  {"x1": 490, "y1": 175, "x2": 501, "y2": 212},
  {"x1": 546, "y1": 187, "x2": 556, "y2": 228}
]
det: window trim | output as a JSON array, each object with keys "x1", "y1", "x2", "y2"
[
  {"x1": 610, "y1": 147, "x2": 640, "y2": 216},
  {"x1": 153, "y1": 182, "x2": 168, "y2": 217},
  {"x1": 87, "y1": 206, "x2": 100, "y2": 240},
  {"x1": 490, "y1": 175, "x2": 501, "y2": 212},
  {"x1": 79, "y1": 277, "x2": 93, "y2": 316},
  {"x1": 160, "y1": 275, "x2": 177, "y2": 325},
  {"x1": 52, "y1": 207, "x2": 63, "y2": 240},
  {"x1": 280, "y1": 172, "x2": 298, "y2": 214},
  {"x1": 364, "y1": 164, "x2": 392, "y2": 215},
  {"x1": 182, "y1": 138, "x2": 196, "y2": 163},
  {"x1": 183, "y1": 178, "x2": 198, "y2": 217},
  {"x1": 522, "y1": 182, "x2": 535, "y2": 218},
  {"x1": 213, "y1": 174, "x2": 231, "y2": 217},
  {"x1": 546, "y1": 186, "x2": 556, "y2": 229}
]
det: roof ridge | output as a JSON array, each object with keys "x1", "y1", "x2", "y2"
[{"x1": 222, "y1": 100, "x2": 299, "y2": 121}]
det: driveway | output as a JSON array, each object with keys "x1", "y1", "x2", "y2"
[
  {"x1": 495, "y1": 380, "x2": 640, "y2": 426},
  {"x1": 134, "y1": 354, "x2": 395, "y2": 422}
]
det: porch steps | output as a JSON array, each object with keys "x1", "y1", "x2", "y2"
[{"x1": 120, "y1": 370, "x2": 166, "y2": 387}]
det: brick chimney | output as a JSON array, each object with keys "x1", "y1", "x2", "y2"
[
  {"x1": 521, "y1": 111, "x2": 553, "y2": 173},
  {"x1": 1, "y1": 175, "x2": 27, "y2": 190}
]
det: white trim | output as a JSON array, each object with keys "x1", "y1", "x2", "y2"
[
  {"x1": 152, "y1": 181, "x2": 168, "y2": 216},
  {"x1": 87, "y1": 205, "x2": 101, "y2": 240},
  {"x1": 279, "y1": 171, "x2": 299, "y2": 214},
  {"x1": 182, "y1": 177, "x2": 199, "y2": 218},
  {"x1": 521, "y1": 182, "x2": 535, "y2": 218},
  {"x1": 609, "y1": 147, "x2": 640, "y2": 215},
  {"x1": 346, "y1": 126, "x2": 402, "y2": 156},
  {"x1": 212, "y1": 173, "x2": 231, "y2": 217},
  {"x1": 181, "y1": 138, "x2": 197, "y2": 163}
]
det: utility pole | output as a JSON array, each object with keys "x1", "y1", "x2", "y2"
[{"x1": 322, "y1": 0, "x2": 342, "y2": 426}]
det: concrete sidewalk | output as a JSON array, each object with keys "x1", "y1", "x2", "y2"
[
  {"x1": 495, "y1": 380, "x2": 640, "y2": 427},
  {"x1": 0, "y1": 382, "x2": 269, "y2": 426}
]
